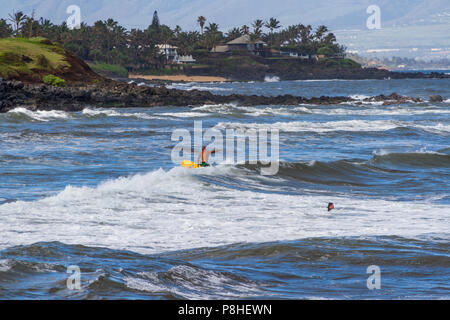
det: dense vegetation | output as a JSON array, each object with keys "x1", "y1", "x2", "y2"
[{"x1": 1, "y1": 10, "x2": 346, "y2": 76}]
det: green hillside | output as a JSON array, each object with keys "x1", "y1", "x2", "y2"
[{"x1": 0, "y1": 37, "x2": 103, "y2": 84}]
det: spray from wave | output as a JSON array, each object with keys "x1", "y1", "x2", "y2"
[{"x1": 264, "y1": 75, "x2": 280, "y2": 82}]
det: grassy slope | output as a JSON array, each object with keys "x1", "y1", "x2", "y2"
[
  {"x1": 0, "y1": 37, "x2": 69, "y2": 79},
  {"x1": 0, "y1": 37, "x2": 103, "y2": 84}
]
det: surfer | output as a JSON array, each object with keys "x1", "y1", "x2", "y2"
[
  {"x1": 327, "y1": 203, "x2": 334, "y2": 212},
  {"x1": 197, "y1": 146, "x2": 216, "y2": 167}
]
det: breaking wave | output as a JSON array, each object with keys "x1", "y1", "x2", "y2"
[
  {"x1": 214, "y1": 119, "x2": 450, "y2": 134},
  {"x1": 6, "y1": 107, "x2": 71, "y2": 122}
]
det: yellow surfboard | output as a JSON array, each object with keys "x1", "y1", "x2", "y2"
[{"x1": 180, "y1": 160, "x2": 200, "y2": 169}]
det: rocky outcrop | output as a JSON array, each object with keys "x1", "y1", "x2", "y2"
[
  {"x1": 0, "y1": 78, "x2": 435, "y2": 114},
  {"x1": 429, "y1": 95, "x2": 443, "y2": 102}
]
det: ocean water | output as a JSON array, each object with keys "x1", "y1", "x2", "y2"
[{"x1": 0, "y1": 78, "x2": 449, "y2": 299}]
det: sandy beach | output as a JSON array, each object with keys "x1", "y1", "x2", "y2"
[{"x1": 128, "y1": 74, "x2": 228, "y2": 82}]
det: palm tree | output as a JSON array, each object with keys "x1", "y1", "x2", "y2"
[
  {"x1": 0, "y1": 19, "x2": 13, "y2": 38},
  {"x1": 174, "y1": 25, "x2": 182, "y2": 36},
  {"x1": 204, "y1": 22, "x2": 219, "y2": 34},
  {"x1": 252, "y1": 19, "x2": 264, "y2": 38},
  {"x1": 299, "y1": 24, "x2": 313, "y2": 44},
  {"x1": 265, "y1": 17, "x2": 280, "y2": 33},
  {"x1": 8, "y1": 11, "x2": 27, "y2": 36},
  {"x1": 204, "y1": 22, "x2": 221, "y2": 51},
  {"x1": 240, "y1": 24, "x2": 250, "y2": 35},
  {"x1": 322, "y1": 32, "x2": 336, "y2": 45},
  {"x1": 314, "y1": 25, "x2": 328, "y2": 41},
  {"x1": 197, "y1": 16, "x2": 206, "y2": 34},
  {"x1": 285, "y1": 25, "x2": 299, "y2": 44},
  {"x1": 39, "y1": 18, "x2": 54, "y2": 38},
  {"x1": 225, "y1": 27, "x2": 242, "y2": 41},
  {"x1": 265, "y1": 17, "x2": 281, "y2": 45}
]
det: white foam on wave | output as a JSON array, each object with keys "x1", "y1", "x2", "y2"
[
  {"x1": 82, "y1": 108, "x2": 154, "y2": 120},
  {"x1": 125, "y1": 265, "x2": 262, "y2": 299},
  {"x1": 7, "y1": 107, "x2": 71, "y2": 122},
  {"x1": 156, "y1": 111, "x2": 208, "y2": 118},
  {"x1": 331, "y1": 106, "x2": 450, "y2": 115},
  {"x1": 342, "y1": 100, "x2": 385, "y2": 106},
  {"x1": 350, "y1": 94, "x2": 372, "y2": 100},
  {"x1": 295, "y1": 79, "x2": 372, "y2": 82},
  {"x1": 347, "y1": 94, "x2": 388, "y2": 106},
  {"x1": 264, "y1": 75, "x2": 280, "y2": 82},
  {"x1": 414, "y1": 123, "x2": 450, "y2": 134},
  {"x1": 214, "y1": 119, "x2": 450, "y2": 134},
  {"x1": 0, "y1": 166, "x2": 448, "y2": 255},
  {"x1": 215, "y1": 120, "x2": 399, "y2": 133},
  {"x1": 192, "y1": 103, "x2": 450, "y2": 117},
  {"x1": 192, "y1": 103, "x2": 281, "y2": 117},
  {"x1": 0, "y1": 259, "x2": 13, "y2": 272},
  {"x1": 191, "y1": 103, "x2": 238, "y2": 111},
  {"x1": 167, "y1": 83, "x2": 231, "y2": 92},
  {"x1": 372, "y1": 147, "x2": 446, "y2": 156}
]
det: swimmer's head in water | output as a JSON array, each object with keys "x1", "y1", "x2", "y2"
[{"x1": 327, "y1": 203, "x2": 334, "y2": 211}]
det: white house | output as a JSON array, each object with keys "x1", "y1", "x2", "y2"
[
  {"x1": 177, "y1": 55, "x2": 196, "y2": 63},
  {"x1": 156, "y1": 44, "x2": 178, "y2": 61},
  {"x1": 156, "y1": 44, "x2": 196, "y2": 64}
]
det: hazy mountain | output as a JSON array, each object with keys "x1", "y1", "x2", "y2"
[{"x1": 2, "y1": 0, "x2": 449, "y2": 58}]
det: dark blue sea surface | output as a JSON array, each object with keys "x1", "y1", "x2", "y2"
[{"x1": 0, "y1": 78, "x2": 449, "y2": 299}]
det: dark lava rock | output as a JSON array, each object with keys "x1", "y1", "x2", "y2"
[
  {"x1": 0, "y1": 78, "x2": 436, "y2": 113},
  {"x1": 429, "y1": 95, "x2": 443, "y2": 102}
]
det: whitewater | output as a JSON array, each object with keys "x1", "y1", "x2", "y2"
[{"x1": 1, "y1": 78, "x2": 449, "y2": 299}]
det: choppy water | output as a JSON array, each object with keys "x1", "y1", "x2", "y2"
[{"x1": 0, "y1": 78, "x2": 449, "y2": 299}]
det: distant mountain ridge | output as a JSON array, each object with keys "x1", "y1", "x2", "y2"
[
  {"x1": 2, "y1": 0, "x2": 448, "y2": 30},
  {"x1": 1, "y1": 0, "x2": 449, "y2": 59}
]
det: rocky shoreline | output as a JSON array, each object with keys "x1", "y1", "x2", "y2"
[
  {"x1": 0, "y1": 78, "x2": 444, "y2": 114},
  {"x1": 186, "y1": 66, "x2": 450, "y2": 82}
]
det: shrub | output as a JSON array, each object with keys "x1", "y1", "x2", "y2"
[
  {"x1": 36, "y1": 54, "x2": 50, "y2": 68},
  {"x1": 317, "y1": 46, "x2": 335, "y2": 57},
  {"x1": 39, "y1": 39, "x2": 53, "y2": 45},
  {"x1": 43, "y1": 74, "x2": 67, "y2": 87}
]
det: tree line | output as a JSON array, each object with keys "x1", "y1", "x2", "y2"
[{"x1": 1, "y1": 10, "x2": 345, "y2": 72}]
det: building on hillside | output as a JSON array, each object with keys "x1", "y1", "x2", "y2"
[
  {"x1": 157, "y1": 44, "x2": 178, "y2": 62},
  {"x1": 279, "y1": 49, "x2": 310, "y2": 59},
  {"x1": 227, "y1": 35, "x2": 267, "y2": 56},
  {"x1": 278, "y1": 44, "x2": 312, "y2": 59},
  {"x1": 177, "y1": 55, "x2": 196, "y2": 64},
  {"x1": 211, "y1": 45, "x2": 230, "y2": 53},
  {"x1": 210, "y1": 35, "x2": 268, "y2": 57},
  {"x1": 329, "y1": 52, "x2": 345, "y2": 59},
  {"x1": 156, "y1": 44, "x2": 196, "y2": 64}
]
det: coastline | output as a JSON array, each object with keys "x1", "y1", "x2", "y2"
[
  {"x1": 1, "y1": 78, "x2": 437, "y2": 113},
  {"x1": 128, "y1": 74, "x2": 228, "y2": 82}
]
